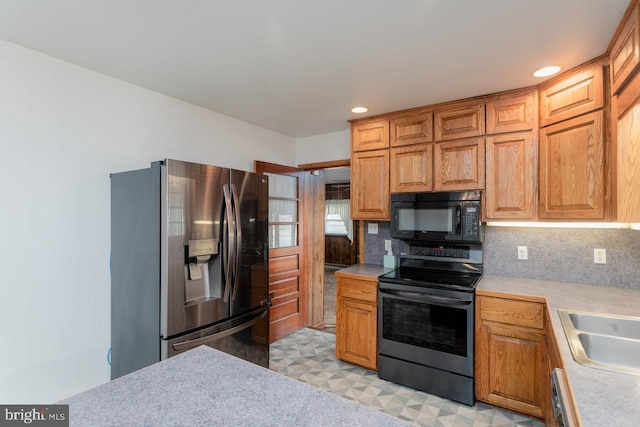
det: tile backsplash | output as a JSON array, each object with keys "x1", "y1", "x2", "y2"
[{"x1": 364, "y1": 221, "x2": 640, "y2": 289}]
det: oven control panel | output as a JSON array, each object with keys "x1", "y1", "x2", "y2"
[{"x1": 409, "y1": 244, "x2": 469, "y2": 259}]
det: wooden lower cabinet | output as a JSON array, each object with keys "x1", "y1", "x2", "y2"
[
  {"x1": 475, "y1": 293, "x2": 546, "y2": 419},
  {"x1": 335, "y1": 275, "x2": 378, "y2": 370}
]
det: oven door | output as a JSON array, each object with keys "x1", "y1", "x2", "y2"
[{"x1": 378, "y1": 281, "x2": 474, "y2": 376}]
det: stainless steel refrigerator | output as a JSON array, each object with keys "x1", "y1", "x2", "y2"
[{"x1": 110, "y1": 159, "x2": 270, "y2": 379}]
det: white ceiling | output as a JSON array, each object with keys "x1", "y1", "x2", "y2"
[{"x1": 0, "y1": 1, "x2": 630, "y2": 138}]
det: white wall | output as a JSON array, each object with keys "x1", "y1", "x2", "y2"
[
  {"x1": 296, "y1": 130, "x2": 350, "y2": 165},
  {"x1": 0, "y1": 39, "x2": 296, "y2": 403}
]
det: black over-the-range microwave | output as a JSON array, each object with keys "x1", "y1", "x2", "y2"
[{"x1": 390, "y1": 190, "x2": 481, "y2": 242}]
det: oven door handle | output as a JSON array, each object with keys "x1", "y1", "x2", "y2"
[{"x1": 379, "y1": 288, "x2": 472, "y2": 306}]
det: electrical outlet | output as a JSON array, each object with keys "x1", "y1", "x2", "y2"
[
  {"x1": 594, "y1": 248, "x2": 606, "y2": 264},
  {"x1": 517, "y1": 246, "x2": 528, "y2": 260},
  {"x1": 384, "y1": 240, "x2": 392, "y2": 252},
  {"x1": 368, "y1": 223, "x2": 378, "y2": 234}
]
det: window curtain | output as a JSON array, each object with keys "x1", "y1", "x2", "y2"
[{"x1": 325, "y1": 199, "x2": 353, "y2": 243}]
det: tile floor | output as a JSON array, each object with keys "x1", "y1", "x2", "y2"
[{"x1": 270, "y1": 328, "x2": 546, "y2": 427}]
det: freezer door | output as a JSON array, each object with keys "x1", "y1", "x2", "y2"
[
  {"x1": 161, "y1": 160, "x2": 230, "y2": 337},
  {"x1": 228, "y1": 170, "x2": 270, "y2": 317},
  {"x1": 162, "y1": 304, "x2": 270, "y2": 368}
]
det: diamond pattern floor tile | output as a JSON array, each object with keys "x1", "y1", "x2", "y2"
[{"x1": 269, "y1": 328, "x2": 546, "y2": 427}]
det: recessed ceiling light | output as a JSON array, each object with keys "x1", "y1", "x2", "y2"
[
  {"x1": 351, "y1": 106, "x2": 368, "y2": 114},
  {"x1": 532, "y1": 65, "x2": 561, "y2": 78}
]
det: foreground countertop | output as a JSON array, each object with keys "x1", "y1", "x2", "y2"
[
  {"x1": 61, "y1": 346, "x2": 408, "y2": 427},
  {"x1": 478, "y1": 275, "x2": 640, "y2": 427}
]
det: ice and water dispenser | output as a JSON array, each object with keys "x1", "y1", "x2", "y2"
[{"x1": 184, "y1": 238, "x2": 219, "y2": 303}]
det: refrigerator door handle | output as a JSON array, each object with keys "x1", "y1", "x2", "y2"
[
  {"x1": 222, "y1": 183, "x2": 235, "y2": 303},
  {"x1": 171, "y1": 306, "x2": 268, "y2": 352},
  {"x1": 230, "y1": 183, "x2": 242, "y2": 301}
]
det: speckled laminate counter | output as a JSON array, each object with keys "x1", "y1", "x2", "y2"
[
  {"x1": 61, "y1": 345, "x2": 408, "y2": 426},
  {"x1": 478, "y1": 275, "x2": 640, "y2": 427},
  {"x1": 334, "y1": 263, "x2": 394, "y2": 280}
]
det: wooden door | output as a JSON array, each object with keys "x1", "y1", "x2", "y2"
[
  {"x1": 390, "y1": 112, "x2": 433, "y2": 147},
  {"x1": 476, "y1": 321, "x2": 546, "y2": 418},
  {"x1": 539, "y1": 111, "x2": 605, "y2": 219},
  {"x1": 352, "y1": 118, "x2": 390, "y2": 152},
  {"x1": 485, "y1": 132, "x2": 536, "y2": 219},
  {"x1": 390, "y1": 143, "x2": 433, "y2": 193},
  {"x1": 433, "y1": 137, "x2": 485, "y2": 191},
  {"x1": 254, "y1": 162, "x2": 310, "y2": 342},
  {"x1": 434, "y1": 102, "x2": 485, "y2": 141},
  {"x1": 351, "y1": 149, "x2": 390, "y2": 220}
]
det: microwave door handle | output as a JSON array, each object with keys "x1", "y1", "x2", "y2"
[
  {"x1": 379, "y1": 288, "x2": 471, "y2": 306},
  {"x1": 455, "y1": 205, "x2": 462, "y2": 235},
  {"x1": 171, "y1": 306, "x2": 268, "y2": 352}
]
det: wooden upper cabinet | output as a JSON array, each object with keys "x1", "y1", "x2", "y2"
[
  {"x1": 352, "y1": 119, "x2": 390, "y2": 152},
  {"x1": 390, "y1": 143, "x2": 433, "y2": 193},
  {"x1": 486, "y1": 91, "x2": 535, "y2": 135},
  {"x1": 539, "y1": 62, "x2": 604, "y2": 127},
  {"x1": 390, "y1": 112, "x2": 434, "y2": 147},
  {"x1": 539, "y1": 110, "x2": 605, "y2": 219},
  {"x1": 614, "y1": 68, "x2": 640, "y2": 222},
  {"x1": 351, "y1": 149, "x2": 390, "y2": 220},
  {"x1": 610, "y1": 1, "x2": 640, "y2": 95},
  {"x1": 434, "y1": 102, "x2": 485, "y2": 141},
  {"x1": 434, "y1": 137, "x2": 485, "y2": 191},
  {"x1": 485, "y1": 132, "x2": 536, "y2": 219}
]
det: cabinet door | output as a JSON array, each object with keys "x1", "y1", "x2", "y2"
[
  {"x1": 351, "y1": 150, "x2": 390, "y2": 220},
  {"x1": 434, "y1": 102, "x2": 485, "y2": 141},
  {"x1": 390, "y1": 112, "x2": 433, "y2": 147},
  {"x1": 539, "y1": 63, "x2": 604, "y2": 127},
  {"x1": 610, "y1": 2, "x2": 640, "y2": 95},
  {"x1": 433, "y1": 137, "x2": 485, "y2": 191},
  {"x1": 336, "y1": 299, "x2": 377, "y2": 370},
  {"x1": 539, "y1": 111, "x2": 605, "y2": 219},
  {"x1": 485, "y1": 132, "x2": 536, "y2": 219},
  {"x1": 390, "y1": 143, "x2": 433, "y2": 193},
  {"x1": 614, "y1": 70, "x2": 640, "y2": 222},
  {"x1": 352, "y1": 119, "x2": 389, "y2": 152},
  {"x1": 476, "y1": 321, "x2": 546, "y2": 418},
  {"x1": 486, "y1": 91, "x2": 535, "y2": 135}
]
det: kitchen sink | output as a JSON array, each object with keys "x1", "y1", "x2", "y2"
[{"x1": 558, "y1": 310, "x2": 640, "y2": 376}]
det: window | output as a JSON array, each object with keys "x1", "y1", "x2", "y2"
[
  {"x1": 265, "y1": 173, "x2": 298, "y2": 249},
  {"x1": 325, "y1": 199, "x2": 353, "y2": 242}
]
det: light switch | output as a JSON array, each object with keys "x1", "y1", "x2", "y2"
[{"x1": 368, "y1": 223, "x2": 378, "y2": 234}]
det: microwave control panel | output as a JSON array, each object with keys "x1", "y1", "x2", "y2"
[{"x1": 462, "y1": 203, "x2": 480, "y2": 240}]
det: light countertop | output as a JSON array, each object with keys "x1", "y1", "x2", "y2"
[
  {"x1": 60, "y1": 345, "x2": 409, "y2": 426},
  {"x1": 478, "y1": 275, "x2": 640, "y2": 427}
]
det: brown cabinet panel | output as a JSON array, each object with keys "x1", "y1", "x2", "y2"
[
  {"x1": 539, "y1": 111, "x2": 605, "y2": 219},
  {"x1": 614, "y1": 68, "x2": 640, "y2": 222},
  {"x1": 435, "y1": 103, "x2": 485, "y2": 141},
  {"x1": 476, "y1": 321, "x2": 545, "y2": 418},
  {"x1": 434, "y1": 137, "x2": 485, "y2": 191},
  {"x1": 539, "y1": 63, "x2": 604, "y2": 127},
  {"x1": 336, "y1": 276, "x2": 377, "y2": 370},
  {"x1": 476, "y1": 294, "x2": 546, "y2": 419},
  {"x1": 486, "y1": 91, "x2": 535, "y2": 134},
  {"x1": 479, "y1": 295, "x2": 544, "y2": 330},
  {"x1": 611, "y1": 2, "x2": 640, "y2": 95},
  {"x1": 485, "y1": 132, "x2": 536, "y2": 219},
  {"x1": 390, "y1": 112, "x2": 433, "y2": 146},
  {"x1": 352, "y1": 119, "x2": 390, "y2": 152},
  {"x1": 351, "y1": 149, "x2": 390, "y2": 220},
  {"x1": 390, "y1": 143, "x2": 433, "y2": 193}
]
